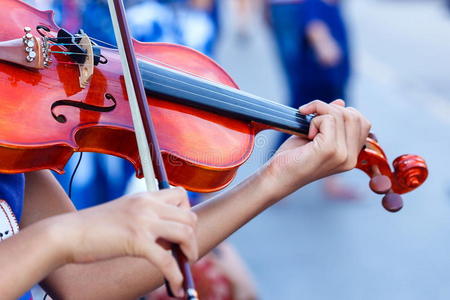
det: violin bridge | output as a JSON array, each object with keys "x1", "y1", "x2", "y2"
[
  {"x1": 0, "y1": 27, "x2": 51, "y2": 69},
  {"x1": 77, "y1": 34, "x2": 94, "y2": 89}
]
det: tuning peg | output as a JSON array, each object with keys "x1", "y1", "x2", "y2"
[
  {"x1": 368, "y1": 164, "x2": 402, "y2": 212},
  {"x1": 382, "y1": 192, "x2": 403, "y2": 213},
  {"x1": 370, "y1": 175, "x2": 392, "y2": 194},
  {"x1": 369, "y1": 165, "x2": 392, "y2": 194}
]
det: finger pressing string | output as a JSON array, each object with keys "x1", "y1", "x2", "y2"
[{"x1": 330, "y1": 99, "x2": 346, "y2": 107}]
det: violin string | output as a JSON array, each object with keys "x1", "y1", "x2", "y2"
[
  {"x1": 49, "y1": 40, "x2": 208, "y2": 82},
  {"x1": 52, "y1": 40, "x2": 225, "y2": 84},
  {"x1": 49, "y1": 50, "x2": 103, "y2": 60},
  {"x1": 53, "y1": 61, "x2": 84, "y2": 66},
  {"x1": 133, "y1": 59, "x2": 308, "y2": 122},
  {"x1": 52, "y1": 43, "x2": 85, "y2": 46},
  {"x1": 45, "y1": 59, "x2": 307, "y2": 127},
  {"x1": 43, "y1": 56, "x2": 305, "y2": 126},
  {"x1": 88, "y1": 35, "x2": 223, "y2": 81},
  {"x1": 44, "y1": 37, "x2": 308, "y2": 124},
  {"x1": 47, "y1": 57, "x2": 305, "y2": 124},
  {"x1": 139, "y1": 77, "x2": 307, "y2": 128},
  {"x1": 137, "y1": 67, "x2": 308, "y2": 125},
  {"x1": 49, "y1": 36, "x2": 265, "y2": 94},
  {"x1": 137, "y1": 62, "x2": 303, "y2": 115},
  {"x1": 50, "y1": 50, "x2": 92, "y2": 55},
  {"x1": 54, "y1": 35, "x2": 260, "y2": 94},
  {"x1": 48, "y1": 36, "x2": 292, "y2": 113},
  {"x1": 137, "y1": 66, "x2": 310, "y2": 126}
]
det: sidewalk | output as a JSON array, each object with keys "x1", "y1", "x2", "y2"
[{"x1": 216, "y1": 1, "x2": 450, "y2": 299}]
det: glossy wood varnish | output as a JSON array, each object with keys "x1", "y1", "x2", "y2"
[
  {"x1": 0, "y1": 1, "x2": 429, "y2": 204},
  {"x1": 0, "y1": 0, "x2": 255, "y2": 192}
]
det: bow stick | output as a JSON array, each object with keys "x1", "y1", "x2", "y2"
[{"x1": 106, "y1": 0, "x2": 198, "y2": 299}]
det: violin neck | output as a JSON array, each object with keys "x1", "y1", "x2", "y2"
[{"x1": 139, "y1": 60, "x2": 311, "y2": 135}]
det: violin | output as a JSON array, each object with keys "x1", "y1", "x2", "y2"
[{"x1": 0, "y1": 0, "x2": 427, "y2": 215}]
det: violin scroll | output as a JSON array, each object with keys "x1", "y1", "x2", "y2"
[
  {"x1": 392, "y1": 154, "x2": 428, "y2": 192},
  {"x1": 356, "y1": 136, "x2": 428, "y2": 213}
]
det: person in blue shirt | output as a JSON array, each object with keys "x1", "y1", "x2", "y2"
[
  {"x1": 266, "y1": 0, "x2": 307, "y2": 110},
  {"x1": 265, "y1": 0, "x2": 355, "y2": 199},
  {"x1": 267, "y1": 0, "x2": 350, "y2": 133},
  {"x1": 299, "y1": 0, "x2": 350, "y2": 106}
]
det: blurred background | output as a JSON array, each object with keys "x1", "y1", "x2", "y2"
[
  {"x1": 26, "y1": 0, "x2": 450, "y2": 299},
  {"x1": 221, "y1": 1, "x2": 450, "y2": 299}
]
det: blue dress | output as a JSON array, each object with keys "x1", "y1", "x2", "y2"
[
  {"x1": 270, "y1": 0, "x2": 350, "y2": 107},
  {"x1": 299, "y1": 0, "x2": 351, "y2": 105},
  {"x1": 0, "y1": 173, "x2": 32, "y2": 300},
  {"x1": 270, "y1": 0, "x2": 350, "y2": 148}
]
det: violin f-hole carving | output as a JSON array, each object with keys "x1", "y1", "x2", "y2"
[{"x1": 51, "y1": 93, "x2": 117, "y2": 123}]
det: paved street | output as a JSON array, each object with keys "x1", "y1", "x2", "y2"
[{"x1": 216, "y1": 1, "x2": 450, "y2": 299}]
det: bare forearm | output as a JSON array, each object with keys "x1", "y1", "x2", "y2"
[
  {"x1": 194, "y1": 167, "x2": 277, "y2": 255},
  {"x1": 306, "y1": 20, "x2": 342, "y2": 66},
  {"x1": 46, "y1": 168, "x2": 279, "y2": 299},
  {"x1": 307, "y1": 20, "x2": 333, "y2": 48},
  {"x1": 44, "y1": 257, "x2": 162, "y2": 300},
  {"x1": 0, "y1": 219, "x2": 66, "y2": 299}
]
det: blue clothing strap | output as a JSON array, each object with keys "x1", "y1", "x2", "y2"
[
  {"x1": 0, "y1": 173, "x2": 25, "y2": 222},
  {"x1": 0, "y1": 173, "x2": 32, "y2": 299}
]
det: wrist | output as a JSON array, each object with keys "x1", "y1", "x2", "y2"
[
  {"x1": 258, "y1": 159, "x2": 310, "y2": 202},
  {"x1": 253, "y1": 164, "x2": 292, "y2": 205}
]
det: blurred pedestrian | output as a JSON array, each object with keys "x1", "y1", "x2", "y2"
[
  {"x1": 233, "y1": 0, "x2": 253, "y2": 43},
  {"x1": 259, "y1": 0, "x2": 355, "y2": 199},
  {"x1": 265, "y1": 0, "x2": 306, "y2": 109},
  {"x1": 264, "y1": 0, "x2": 350, "y2": 127},
  {"x1": 299, "y1": 0, "x2": 350, "y2": 106}
]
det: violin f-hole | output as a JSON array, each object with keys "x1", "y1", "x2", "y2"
[{"x1": 51, "y1": 93, "x2": 117, "y2": 123}]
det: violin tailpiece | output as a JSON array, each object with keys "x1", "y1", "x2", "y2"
[{"x1": 0, "y1": 26, "x2": 50, "y2": 70}]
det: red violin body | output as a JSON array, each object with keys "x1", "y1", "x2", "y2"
[
  {"x1": 0, "y1": 0, "x2": 258, "y2": 193},
  {"x1": 0, "y1": 0, "x2": 428, "y2": 211}
]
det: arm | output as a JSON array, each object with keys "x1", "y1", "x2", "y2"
[
  {"x1": 306, "y1": 20, "x2": 342, "y2": 67},
  {"x1": 19, "y1": 100, "x2": 368, "y2": 299},
  {"x1": 6, "y1": 170, "x2": 268, "y2": 300},
  {"x1": 22, "y1": 165, "x2": 274, "y2": 300},
  {"x1": 0, "y1": 213, "x2": 67, "y2": 300},
  {"x1": 10, "y1": 171, "x2": 198, "y2": 299}
]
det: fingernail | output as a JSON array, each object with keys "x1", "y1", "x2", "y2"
[{"x1": 299, "y1": 105, "x2": 306, "y2": 111}]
